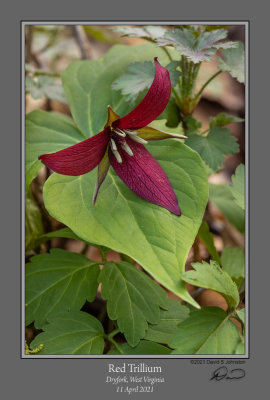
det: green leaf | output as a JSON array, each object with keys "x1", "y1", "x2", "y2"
[
  {"x1": 218, "y1": 41, "x2": 245, "y2": 83},
  {"x1": 235, "y1": 339, "x2": 245, "y2": 355},
  {"x1": 184, "y1": 115, "x2": 202, "y2": 136},
  {"x1": 236, "y1": 308, "x2": 245, "y2": 326},
  {"x1": 158, "y1": 28, "x2": 237, "y2": 64},
  {"x1": 230, "y1": 164, "x2": 245, "y2": 210},
  {"x1": 43, "y1": 139, "x2": 208, "y2": 308},
  {"x1": 25, "y1": 110, "x2": 86, "y2": 190},
  {"x1": 26, "y1": 76, "x2": 68, "y2": 103},
  {"x1": 30, "y1": 311, "x2": 104, "y2": 354},
  {"x1": 111, "y1": 60, "x2": 181, "y2": 105},
  {"x1": 156, "y1": 98, "x2": 181, "y2": 127},
  {"x1": 61, "y1": 43, "x2": 177, "y2": 136},
  {"x1": 98, "y1": 262, "x2": 168, "y2": 347},
  {"x1": 182, "y1": 260, "x2": 239, "y2": 309},
  {"x1": 112, "y1": 25, "x2": 167, "y2": 41},
  {"x1": 197, "y1": 220, "x2": 221, "y2": 264},
  {"x1": 149, "y1": 119, "x2": 184, "y2": 136},
  {"x1": 209, "y1": 183, "x2": 245, "y2": 233},
  {"x1": 185, "y1": 127, "x2": 239, "y2": 171},
  {"x1": 210, "y1": 113, "x2": 244, "y2": 128},
  {"x1": 170, "y1": 307, "x2": 240, "y2": 354},
  {"x1": 108, "y1": 340, "x2": 171, "y2": 355},
  {"x1": 25, "y1": 249, "x2": 100, "y2": 328},
  {"x1": 25, "y1": 194, "x2": 44, "y2": 252},
  {"x1": 221, "y1": 246, "x2": 245, "y2": 286},
  {"x1": 39, "y1": 227, "x2": 88, "y2": 243},
  {"x1": 144, "y1": 299, "x2": 189, "y2": 345}
]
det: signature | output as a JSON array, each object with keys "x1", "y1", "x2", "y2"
[{"x1": 210, "y1": 366, "x2": 245, "y2": 381}]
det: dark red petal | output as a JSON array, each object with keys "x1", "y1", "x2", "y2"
[
  {"x1": 109, "y1": 139, "x2": 181, "y2": 216},
  {"x1": 116, "y1": 58, "x2": 171, "y2": 130},
  {"x1": 38, "y1": 130, "x2": 109, "y2": 176}
]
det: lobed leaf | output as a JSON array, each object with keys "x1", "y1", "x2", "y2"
[
  {"x1": 30, "y1": 311, "x2": 104, "y2": 355},
  {"x1": 210, "y1": 112, "x2": 244, "y2": 128},
  {"x1": 221, "y1": 246, "x2": 245, "y2": 289},
  {"x1": 26, "y1": 76, "x2": 67, "y2": 104},
  {"x1": 112, "y1": 25, "x2": 167, "y2": 41},
  {"x1": 170, "y1": 307, "x2": 240, "y2": 354},
  {"x1": 158, "y1": 28, "x2": 237, "y2": 64},
  {"x1": 98, "y1": 262, "x2": 168, "y2": 347},
  {"x1": 218, "y1": 41, "x2": 245, "y2": 83},
  {"x1": 25, "y1": 249, "x2": 100, "y2": 328},
  {"x1": 144, "y1": 299, "x2": 189, "y2": 345},
  {"x1": 185, "y1": 126, "x2": 239, "y2": 171},
  {"x1": 182, "y1": 260, "x2": 239, "y2": 309}
]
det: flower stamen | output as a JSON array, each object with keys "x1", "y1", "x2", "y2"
[
  {"x1": 121, "y1": 141, "x2": 134, "y2": 156},
  {"x1": 129, "y1": 135, "x2": 148, "y2": 145},
  {"x1": 110, "y1": 139, "x2": 122, "y2": 163},
  {"x1": 114, "y1": 128, "x2": 126, "y2": 137}
]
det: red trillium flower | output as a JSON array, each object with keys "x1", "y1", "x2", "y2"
[{"x1": 39, "y1": 58, "x2": 186, "y2": 216}]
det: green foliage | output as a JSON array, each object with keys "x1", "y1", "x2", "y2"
[
  {"x1": 184, "y1": 115, "x2": 202, "y2": 136},
  {"x1": 210, "y1": 112, "x2": 244, "y2": 128},
  {"x1": 25, "y1": 110, "x2": 85, "y2": 191},
  {"x1": 183, "y1": 260, "x2": 239, "y2": 309},
  {"x1": 25, "y1": 193, "x2": 44, "y2": 252},
  {"x1": 197, "y1": 220, "x2": 221, "y2": 264},
  {"x1": 112, "y1": 25, "x2": 167, "y2": 41},
  {"x1": 108, "y1": 340, "x2": 171, "y2": 355},
  {"x1": 83, "y1": 26, "x2": 120, "y2": 44},
  {"x1": 230, "y1": 164, "x2": 245, "y2": 210},
  {"x1": 170, "y1": 307, "x2": 240, "y2": 354},
  {"x1": 98, "y1": 262, "x2": 168, "y2": 347},
  {"x1": 209, "y1": 183, "x2": 245, "y2": 233},
  {"x1": 30, "y1": 311, "x2": 104, "y2": 354},
  {"x1": 158, "y1": 28, "x2": 237, "y2": 64},
  {"x1": 221, "y1": 246, "x2": 245, "y2": 288},
  {"x1": 185, "y1": 127, "x2": 239, "y2": 171},
  {"x1": 111, "y1": 60, "x2": 181, "y2": 105},
  {"x1": 61, "y1": 43, "x2": 176, "y2": 136},
  {"x1": 218, "y1": 41, "x2": 245, "y2": 83},
  {"x1": 25, "y1": 249, "x2": 100, "y2": 328},
  {"x1": 26, "y1": 76, "x2": 67, "y2": 103},
  {"x1": 144, "y1": 299, "x2": 189, "y2": 345},
  {"x1": 43, "y1": 140, "x2": 208, "y2": 308}
]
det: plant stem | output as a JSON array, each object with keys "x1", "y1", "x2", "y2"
[
  {"x1": 105, "y1": 329, "x2": 124, "y2": 354},
  {"x1": 161, "y1": 46, "x2": 173, "y2": 62},
  {"x1": 193, "y1": 70, "x2": 222, "y2": 103}
]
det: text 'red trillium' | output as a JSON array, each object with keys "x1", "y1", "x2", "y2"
[{"x1": 39, "y1": 58, "x2": 186, "y2": 216}]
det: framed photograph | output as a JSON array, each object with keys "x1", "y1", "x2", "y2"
[{"x1": 23, "y1": 23, "x2": 247, "y2": 366}]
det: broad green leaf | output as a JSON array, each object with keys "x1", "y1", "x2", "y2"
[
  {"x1": 221, "y1": 246, "x2": 245, "y2": 287},
  {"x1": 230, "y1": 164, "x2": 245, "y2": 210},
  {"x1": 40, "y1": 227, "x2": 88, "y2": 243},
  {"x1": 43, "y1": 140, "x2": 208, "y2": 308},
  {"x1": 158, "y1": 28, "x2": 237, "y2": 64},
  {"x1": 170, "y1": 307, "x2": 240, "y2": 354},
  {"x1": 30, "y1": 311, "x2": 104, "y2": 354},
  {"x1": 25, "y1": 249, "x2": 100, "y2": 328},
  {"x1": 98, "y1": 262, "x2": 168, "y2": 347},
  {"x1": 25, "y1": 110, "x2": 86, "y2": 190},
  {"x1": 26, "y1": 76, "x2": 67, "y2": 104},
  {"x1": 209, "y1": 183, "x2": 245, "y2": 233},
  {"x1": 197, "y1": 220, "x2": 221, "y2": 264},
  {"x1": 149, "y1": 119, "x2": 184, "y2": 136},
  {"x1": 111, "y1": 60, "x2": 180, "y2": 105},
  {"x1": 183, "y1": 260, "x2": 239, "y2": 309},
  {"x1": 61, "y1": 43, "x2": 177, "y2": 136},
  {"x1": 156, "y1": 98, "x2": 181, "y2": 127},
  {"x1": 218, "y1": 41, "x2": 245, "y2": 83},
  {"x1": 112, "y1": 25, "x2": 167, "y2": 41},
  {"x1": 25, "y1": 194, "x2": 44, "y2": 252},
  {"x1": 144, "y1": 299, "x2": 189, "y2": 345},
  {"x1": 185, "y1": 127, "x2": 239, "y2": 171},
  {"x1": 108, "y1": 340, "x2": 171, "y2": 355},
  {"x1": 210, "y1": 112, "x2": 244, "y2": 128}
]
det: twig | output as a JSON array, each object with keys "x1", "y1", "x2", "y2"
[{"x1": 72, "y1": 25, "x2": 94, "y2": 60}]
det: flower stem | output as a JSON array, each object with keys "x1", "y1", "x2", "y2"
[
  {"x1": 193, "y1": 70, "x2": 222, "y2": 103},
  {"x1": 105, "y1": 329, "x2": 124, "y2": 354}
]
